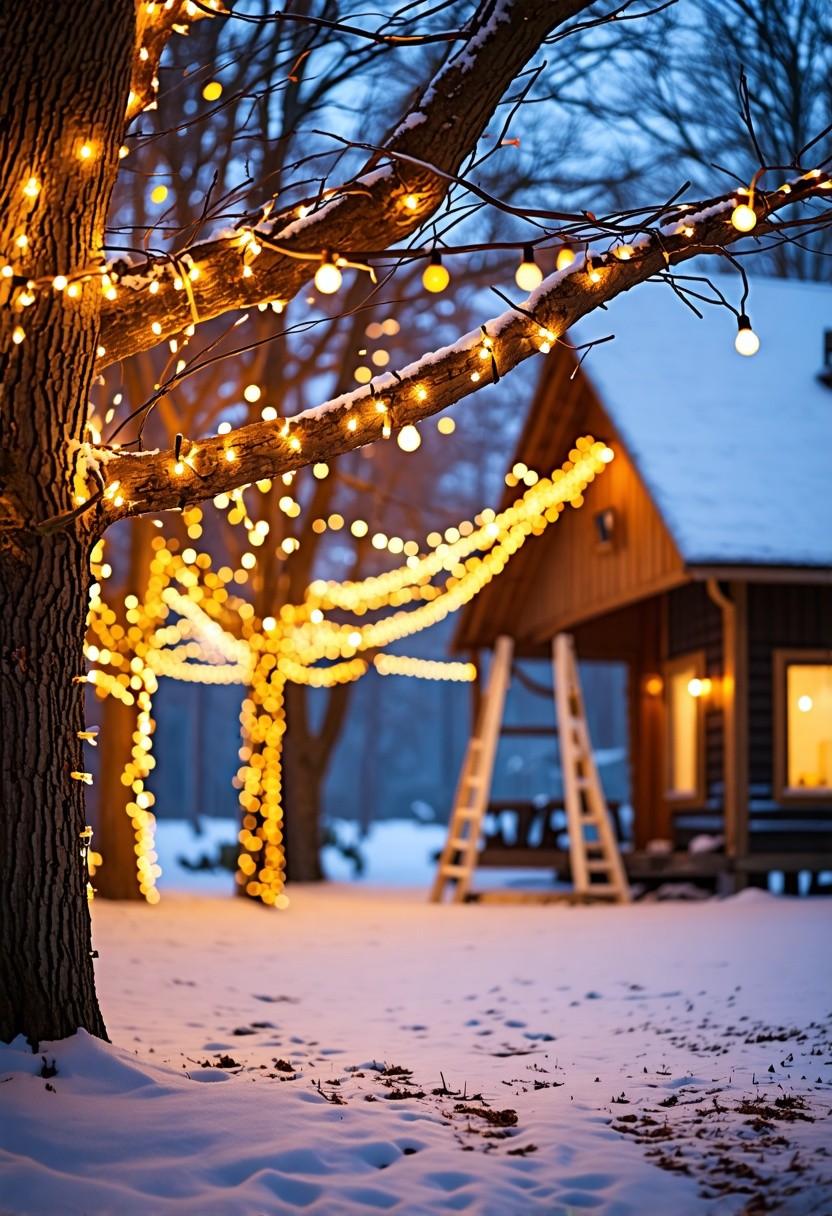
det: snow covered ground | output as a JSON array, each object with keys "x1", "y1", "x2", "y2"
[{"x1": 1, "y1": 857, "x2": 830, "y2": 1215}]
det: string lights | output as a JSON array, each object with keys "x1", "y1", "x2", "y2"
[
  {"x1": 734, "y1": 313, "x2": 760, "y2": 356},
  {"x1": 515, "y1": 245, "x2": 543, "y2": 291},
  {"x1": 84, "y1": 436, "x2": 612, "y2": 907},
  {"x1": 422, "y1": 251, "x2": 449, "y2": 293}
]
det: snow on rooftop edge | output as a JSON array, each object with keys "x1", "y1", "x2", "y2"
[{"x1": 572, "y1": 275, "x2": 832, "y2": 568}]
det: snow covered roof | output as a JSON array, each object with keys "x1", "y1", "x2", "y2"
[{"x1": 573, "y1": 275, "x2": 832, "y2": 569}]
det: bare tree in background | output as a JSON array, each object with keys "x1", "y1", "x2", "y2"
[{"x1": 565, "y1": 0, "x2": 832, "y2": 279}]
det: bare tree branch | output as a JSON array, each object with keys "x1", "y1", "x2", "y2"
[
  {"x1": 96, "y1": 0, "x2": 591, "y2": 367},
  {"x1": 89, "y1": 173, "x2": 830, "y2": 527}
]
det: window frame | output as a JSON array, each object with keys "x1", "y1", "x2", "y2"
[
  {"x1": 662, "y1": 649, "x2": 707, "y2": 808},
  {"x1": 773, "y1": 648, "x2": 832, "y2": 804}
]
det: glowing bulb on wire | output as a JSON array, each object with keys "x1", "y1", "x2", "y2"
[
  {"x1": 397, "y1": 425, "x2": 421, "y2": 452},
  {"x1": 515, "y1": 245, "x2": 543, "y2": 291},
  {"x1": 731, "y1": 203, "x2": 757, "y2": 233},
  {"x1": 314, "y1": 255, "x2": 342, "y2": 294},
  {"x1": 555, "y1": 245, "x2": 575, "y2": 272},
  {"x1": 422, "y1": 253, "x2": 449, "y2": 293},
  {"x1": 735, "y1": 314, "x2": 759, "y2": 356}
]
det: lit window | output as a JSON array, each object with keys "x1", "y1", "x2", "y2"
[
  {"x1": 776, "y1": 655, "x2": 832, "y2": 796},
  {"x1": 664, "y1": 652, "x2": 705, "y2": 803}
]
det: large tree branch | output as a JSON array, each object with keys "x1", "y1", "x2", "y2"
[
  {"x1": 97, "y1": 0, "x2": 590, "y2": 367},
  {"x1": 87, "y1": 174, "x2": 829, "y2": 529},
  {"x1": 126, "y1": 0, "x2": 221, "y2": 127}
]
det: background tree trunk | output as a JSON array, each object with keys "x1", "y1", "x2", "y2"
[
  {"x1": 93, "y1": 517, "x2": 154, "y2": 900},
  {"x1": 282, "y1": 684, "x2": 325, "y2": 883}
]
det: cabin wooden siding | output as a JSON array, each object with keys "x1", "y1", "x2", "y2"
[
  {"x1": 747, "y1": 582, "x2": 832, "y2": 812},
  {"x1": 510, "y1": 380, "x2": 686, "y2": 645}
]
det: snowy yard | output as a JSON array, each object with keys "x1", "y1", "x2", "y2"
[{"x1": 1, "y1": 867, "x2": 830, "y2": 1215}]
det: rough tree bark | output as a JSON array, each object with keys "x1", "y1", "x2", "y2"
[{"x1": 0, "y1": 1, "x2": 134, "y2": 1042}]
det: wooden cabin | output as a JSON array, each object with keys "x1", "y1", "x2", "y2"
[{"x1": 456, "y1": 276, "x2": 832, "y2": 892}]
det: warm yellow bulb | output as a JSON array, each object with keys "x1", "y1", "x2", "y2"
[
  {"x1": 78, "y1": 143, "x2": 94, "y2": 161},
  {"x1": 515, "y1": 256, "x2": 543, "y2": 292},
  {"x1": 23, "y1": 177, "x2": 41, "y2": 198},
  {"x1": 150, "y1": 184, "x2": 169, "y2": 205},
  {"x1": 731, "y1": 203, "x2": 757, "y2": 232},
  {"x1": 403, "y1": 194, "x2": 419, "y2": 210},
  {"x1": 314, "y1": 259, "x2": 342, "y2": 294},
  {"x1": 53, "y1": 275, "x2": 68, "y2": 291},
  {"x1": 397, "y1": 424, "x2": 421, "y2": 452},
  {"x1": 243, "y1": 384, "x2": 261, "y2": 403},
  {"x1": 422, "y1": 257, "x2": 449, "y2": 293},
  {"x1": 555, "y1": 245, "x2": 575, "y2": 272},
  {"x1": 12, "y1": 326, "x2": 25, "y2": 345},
  {"x1": 202, "y1": 81, "x2": 223, "y2": 101}
]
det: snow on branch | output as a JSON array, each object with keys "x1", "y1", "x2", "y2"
[
  {"x1": 90, "y1": 173, "x2": 831, "y2": 528},
  {"x1": 97, "y1": 0, "x2": 590, "y2": 367}
]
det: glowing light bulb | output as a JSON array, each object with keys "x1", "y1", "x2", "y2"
[
  {"x1": 515, "y1": 246, "x2": 543, "y2": 291},
  {"x1": 797, "y1": 695, "x2": 812, "y2": 712},
  {"x1": 555, "y1": 245, "x2": 575, "y2": 272},
  {"x1": 731, "y1": 203, "x2": 757, "y2": 232},
  {"x1": 397, "y1": 425, "x2": 421, "y2": 452},
  {"x1": 78, "y1": 143, "x2": 94, "y2": 161},
  {"x1": 12, "y1": 326, "x2": 25, "y2": 344},
  {"x1": 403, "y1": 194, "x2": 419, "y2": 210},
  {"x1": 243, "y1": 384, "x2": 261, "y2": 403},
  {"x1": 422, "y1": 253, "x2": 449, "y2": 293},
  {"x1": 23, "y1": 177, "x2": 40, "y2": 198},
  {"x1": 735, "y1": 314, "x2": 759, "y2": 356},
  {"x1": 202, "y1": 81, "x2": 223, "y2": 101},
  {"x1": 53, "y1": 275, "x2": 68, "y2": 291},
  {"x1": 150, "y1": 184, "x2": 168, "y2": 205},
  {"x1": 314, "y1": 256, "x2": 342, "y2": 294}
]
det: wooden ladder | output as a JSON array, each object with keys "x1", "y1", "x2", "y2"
[
  {"x1": 553, "y1": 633, "x2": 631, "y2": 904},
  {"x1": 429, "y1": 636, "x2": 514, "y2": 903}
]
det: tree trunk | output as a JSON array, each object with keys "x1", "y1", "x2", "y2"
[
  {"x1": 0, "y1": 0, "x2": 135, "y2": 1041},
  {"x1": 282, "y1": 700, "x2": 325, "y2": 883},
  {"x1": 93, "y1": 517, "x2": 154, "y2": 900},
  {"x1": 92, "y1": 695, "x2": 142, "y2": 900},
  {"x1": 0, "y1": 536, "x2": 107, "y2": 1043}
]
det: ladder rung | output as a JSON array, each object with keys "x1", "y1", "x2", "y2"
[
  {"x1": 586, "y1": 861, "x2": 612, "y2": 872},
  {"x1": 440, "y1": 864, "x2": 470, "y2": 878},
  {"x1": 449, "y1": 837, "x2": 472, "y2": 850},
  {"x1": 453, "y1": 808, "x2": 482, "y2": 820}
]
